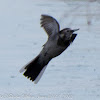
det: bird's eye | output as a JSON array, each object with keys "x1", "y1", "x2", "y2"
[{"x1": 67, "y1": 30, "x2": 70, "y2": 32}]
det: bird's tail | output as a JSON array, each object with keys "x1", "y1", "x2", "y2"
[{"x1": 19, "y1": 55, "x2": 48, "y2": 84}]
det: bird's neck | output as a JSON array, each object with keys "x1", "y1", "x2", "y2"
[{"x1": 57, "y1": 35, "x2": 70, "y2": 47}]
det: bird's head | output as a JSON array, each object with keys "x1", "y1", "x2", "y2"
[{"x1": 59, "y1": 28, "x2": 79, "y2": 41}]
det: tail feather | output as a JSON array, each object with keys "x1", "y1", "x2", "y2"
[
  {"x1": 20, "y1": 55, "x2": 48, "y2": 83},
  {"x1": 34, "y1": 65, "x2": 47, "y2": 84},
  {"x1": 19, "y1": 56, "x2": 39, "y2": 73}
]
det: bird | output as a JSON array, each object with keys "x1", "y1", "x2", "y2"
[{"x1": 20, "y1": 14, "x2": 79, "y2": 84}]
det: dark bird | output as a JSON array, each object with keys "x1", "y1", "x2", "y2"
[{"x1": 20, "y1": 15, "x2": 79, "y2": 84}]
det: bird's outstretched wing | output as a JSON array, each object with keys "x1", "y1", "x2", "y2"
[{"x1": 40, "y1": 15, "x2": 60, "y2": 37}]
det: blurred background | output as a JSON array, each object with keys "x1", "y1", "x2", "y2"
[{"x1": 0, "y1": 0, "x2": 100, "y2": 100}]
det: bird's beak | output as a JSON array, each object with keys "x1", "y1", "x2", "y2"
[{"x1": 72, "y1": 29, "x2": 79, "y2": 32}]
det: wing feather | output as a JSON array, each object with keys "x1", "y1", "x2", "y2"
[{"x1": 40, "y1": 15, "x2": 60, "y2": 37}]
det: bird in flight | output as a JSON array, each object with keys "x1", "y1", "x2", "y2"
[{"x1": 20, "y1": 15, "x2": 79, "y2": 84}]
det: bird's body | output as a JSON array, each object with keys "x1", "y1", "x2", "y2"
[
  {"x1": 41, "y1": 34, "x2": 66, "y2": 58},
  {"x1": 20, "y1": 15, "x2": 79, "y2": 84}
]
